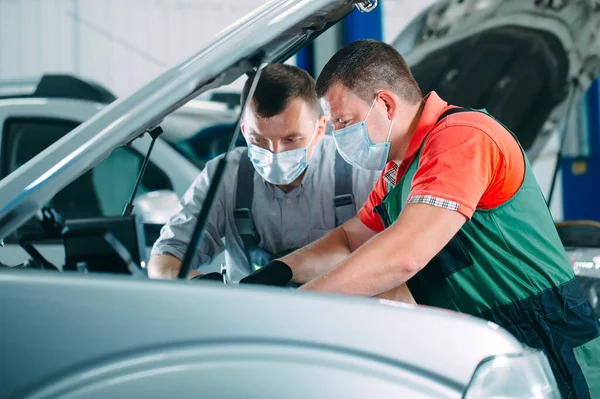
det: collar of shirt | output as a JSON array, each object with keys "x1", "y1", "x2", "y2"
[
  {"x1": 262, "y1": 137, "x2": 324, "y2": 198},
  {"x1": 402, "y1": 91, "x2": 449, "y2": 162},
  {"x1": 383, "y1": 91, "x2": 448, "y2": 188}
]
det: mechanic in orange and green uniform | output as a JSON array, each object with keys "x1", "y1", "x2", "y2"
[{"x1": 240, "y1": 40, "x2": 600, "y2": 398}]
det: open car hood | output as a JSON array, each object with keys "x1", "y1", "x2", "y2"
[
  {"x1": 0, "y1": 0, "x2": 376, "y2": 239},
  {"x1": 393, "y1": 0, "x2": 600, "y2": 161}
]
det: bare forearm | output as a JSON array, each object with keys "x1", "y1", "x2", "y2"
[
  {"x1": 280, "y1": 226, "x2": 352, "y2": 283},
  {"x1": 300, "y1": 228, "x2": 419, "y2": 296},
  {"x1": 297, "y1": 240, "x2": 416, "y2": 303},
  {"x1": 147, "y1": 254, "x2": 200, "y2": 279},
  {"x1": 300, "y1": 204, "x2": 467, "y2": 297}
]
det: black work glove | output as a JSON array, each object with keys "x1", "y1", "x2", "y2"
[
  {"x1": 239, "y1": 260, "x2": 293, "y2": 287},
  {"x1": 190, "y1": 272, "x2": 224, "y2": 282}
]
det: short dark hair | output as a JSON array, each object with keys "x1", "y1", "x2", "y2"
[
  {"x1": 241, "y1": 64, "x2": 320, "y2": 118},
  {"x1": 316, "y1": 39, "x2": 422, "y2": 104}
]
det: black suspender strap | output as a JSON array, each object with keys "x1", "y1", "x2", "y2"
[
  {"x1": 436, "y1": 107, "x2": 476, "y2": 123},
  {"x1": 234, "y1": 146, "x2": 357, "y2": 270},
  {"x1": 333, "y1": 149, "x2": 355, "y2": 226},
  {"x1": 234, "y1": 149, "x2": 259, "y2": 265},
  {"x1": 235, "y1": 149, "x2": 255, "y2": 211}
]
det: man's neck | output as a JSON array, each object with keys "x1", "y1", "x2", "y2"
[{"x1": 389, "y1": 100, "x2": 426, "y2": 162}]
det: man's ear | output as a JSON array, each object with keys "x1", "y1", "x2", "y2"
[
  {"x1": 377, "y1": 90, "x2": 398, "y2": 121},
  {"x1": 239, "y1": 120, "x2": 251, "y2": 145},
  {"x1": 316, "y1": 115, "x2": 327, "y2": 137}
]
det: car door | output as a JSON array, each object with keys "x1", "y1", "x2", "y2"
[{"x1": 0, "y1": 103, "x2": 175, "y2": 267}]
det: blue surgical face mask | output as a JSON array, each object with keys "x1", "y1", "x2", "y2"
[
  {"x1": 332, "y1": 98, "x2": 395, "y2": 171},
  {"x1": 247, "y1": 127, "x2": 317, "y2": 185}
]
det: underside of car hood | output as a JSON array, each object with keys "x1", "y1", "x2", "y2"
[{"x1": 394, "y1": 0, "x2": 600, "y2": 161}]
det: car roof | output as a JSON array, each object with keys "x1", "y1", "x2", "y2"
[
  {"x1": 0, "y1": 74, "x2": 242, "y2": 114},
  {"x1": 0, "y1": 75, "x2": 117, "y2": 104},
  {"x1": 0, "y1": 0, "x2": 366, "y2": 239}
]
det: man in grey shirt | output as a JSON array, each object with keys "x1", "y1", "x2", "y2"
[{"x1": 148, "y1": 64, "x2": 378, "y2": 282}]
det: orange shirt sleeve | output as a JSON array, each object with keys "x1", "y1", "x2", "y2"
[{"x1": 408, "y1": 126, "x2": 510, "y2": 219}]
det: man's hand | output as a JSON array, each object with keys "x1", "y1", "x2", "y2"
[
  {"x1": 300, "y1": 203, "x2": 467, "y2": 297},
  {"x1": 239, "y1": 260, "x2": 293, "y2": 286},
  {"x1": 147, "y1": 253, "x2": 200, "y2": 279}
]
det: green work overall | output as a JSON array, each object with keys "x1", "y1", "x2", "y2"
[{"x1": 373, "y1": 108, "x2": 600, "y2": 398}]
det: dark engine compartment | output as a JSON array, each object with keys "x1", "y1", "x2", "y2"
[{"x1": 410, "y1": 26, "x2": 570, "y2": 152}]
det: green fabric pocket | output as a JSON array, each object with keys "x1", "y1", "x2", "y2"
[{"x1": 573, "y1": 334, "x2": 600, "y2": 397}]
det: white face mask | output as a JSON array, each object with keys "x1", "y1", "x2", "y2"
[
  {"x1": 332, "y1": 98, "x2": 395, "y2": 171},
  {"x1": 247, "y1": 126, "x2": 318, "y2": 185}
]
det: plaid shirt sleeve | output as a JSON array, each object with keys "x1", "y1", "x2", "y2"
[
  {"x1": 407, "y1": 126, "x2": 505, "y2": 219},
  {"x1": 407, "y1": 195, "x2": 460, "y2": 212}
]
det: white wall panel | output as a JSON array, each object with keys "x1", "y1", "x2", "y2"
[
  {"x1": 382, "y1": 0, "x2": 437, "y2": 43},
  {"x1": 39, "y1": 0, "x2": 60, "y2": 72},
  {"x1": 0, "y1": 0, "x2": 431, "y2": 94},
  {"x1": 0, "y1": 0, "x2": 25, "y2": 76},
  {"x1": 19, "y1": 0, "x2": 39, "y2": 75},
  {"x1": 0, "y1": 0, "x2": 267, "y2": 96}
]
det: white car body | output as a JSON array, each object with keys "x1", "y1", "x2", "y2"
[{"x1": 0, "y1": 97, "x2": 199, "y2": 195}]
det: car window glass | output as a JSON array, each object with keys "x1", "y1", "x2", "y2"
[
  {"x1": 1, "y1": 118, "x2": 74, "y2": 178},
  {"x1": 171, "y1": 122, "x2": 239, "y2": 167},
  {"x1": 92, "y1": 147, "x2": 173, "y2": 216}
]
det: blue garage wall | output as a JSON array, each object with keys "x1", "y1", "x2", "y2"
[
  {"x1": 296, "y1": 3, "x2": 383, "y2": 76},
  {"x1": 562, "y1": 79, "x2": 600, "y2": 221},
  {"x1": 342, "y1": 4, "x2": 383, "y2": 43},
  {"x1": 296, "y1": 43, "x2": 315, "y2": 77}
]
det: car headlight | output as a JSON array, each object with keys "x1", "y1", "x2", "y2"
[
  {"x1": 566, "y1": 248, "x2": 600, "y2": 278},
  {"x1": 464, "y1": 348, "x2": 560, "y2": 399},
  {"x1": 565, "y1": 248, "x2": 600, "y2": 317}
]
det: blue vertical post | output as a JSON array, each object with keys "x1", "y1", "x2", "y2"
[
  {"x1": 562, "y1": 79, "x2": 600, "y2": 220},
  {"x1": 341, "y1": 2, "x2": 383, "y2": 43},
  {"x1": 297, "y1": 3, "x2": 383, "y2": 76},
  {"x1": 296, "y1": 42, "x2": 315, "y2": 78}
]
